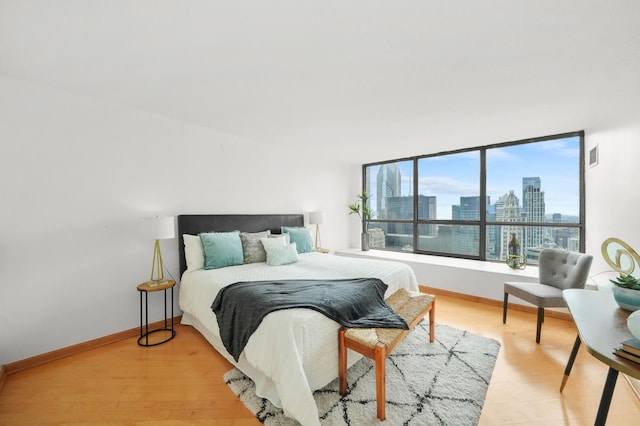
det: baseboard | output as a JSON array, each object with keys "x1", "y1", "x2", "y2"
[
  {"x1": 419, "y1": 285, "x2": 573, "y2": 321},
  {"x1": 0, "y1": 315, "x2": 182, "y2": 391}
]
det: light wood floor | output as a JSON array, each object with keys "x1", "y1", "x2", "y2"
[{"x1": 1, "y1": 295, "x2": 639, "y2": 425}]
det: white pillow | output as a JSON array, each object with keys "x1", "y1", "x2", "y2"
[
  {"x1": 260, "y1": 235, "x2": 288, "y2": 252},
  {"x1": 183, "y1": 234, "x2": 205, "y2": 272},
  {"x1": 269, "y1": 233, "x2": 290, "y2": 244},
  {"x1": 265, "y1": 242, "x2": 299, "y2": 266}
]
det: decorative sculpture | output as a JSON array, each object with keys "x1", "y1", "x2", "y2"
[
  {"x1": 506, "y1": 232, "x2": 527, "y2": 270},
  {"x1": 601, "y1": 237, "x2": 640, "y2": 276},
  {"x1": 602, "y1": 237, "x2": 640, "y2": 313}
]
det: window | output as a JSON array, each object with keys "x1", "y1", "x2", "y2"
[
  {"x1": 362, "y1": 132, "x2": 584, "y2": 264},
  {"x1": 416, "y1": 151, "x2": 480, "y2": 257},
  {"x1": 364, "y1": 160, "x2": 414, "y2": 251}
]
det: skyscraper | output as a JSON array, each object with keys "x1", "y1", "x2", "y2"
[
  {"x1": 495, "y1": 190, "x2": 522, "y2": 259},
  {"x1": 522, "y1": 177, "x2": 545, "y2": 249},
  {"x1": 451, "y1": 196, "x2": 483, "y2": 256},
  {"x1": 522, "y1": 177, "x2": 541, "y2": 212},
  {"x1": 452, "y1": 196, "x2": 481, "y2": 220},
  {"x1": 376, "y1": 163, "x2": 402, "y2": 217},
  {"x1": 418, "y1": 195, "x2": 437, "y2": 237}
]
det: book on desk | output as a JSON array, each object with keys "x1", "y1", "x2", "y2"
[{"x1": 613, "y1": 337, "x2": 640, "y2": 363}]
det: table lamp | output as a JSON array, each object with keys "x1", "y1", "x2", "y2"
[
  {"x1": 309, "y1": 211, "x2": 325, "y2": 250},
  {"x1": 146, "y1": 216, "x2": 175, "y2": 286}
]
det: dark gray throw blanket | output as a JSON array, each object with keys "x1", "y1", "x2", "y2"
[{"x1": 211, "y1": 278, "x2": 409, "y2": 361}]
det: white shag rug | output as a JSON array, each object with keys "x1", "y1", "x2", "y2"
[{"x1": 224, "y1": 323, "x2": 501, "y2": 425}]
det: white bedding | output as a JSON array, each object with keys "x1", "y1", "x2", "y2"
[{"x1": 179, "y1": 252, "x2": 418, "y2": 426}]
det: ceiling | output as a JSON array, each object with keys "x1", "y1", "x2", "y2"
[{"x1": 2, "y1": 1, "x2": 639, "y2": 164}]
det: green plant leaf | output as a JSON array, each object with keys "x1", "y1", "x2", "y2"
[{"x1": 348, "y1": 203, "x2": 361, "y2": 218}]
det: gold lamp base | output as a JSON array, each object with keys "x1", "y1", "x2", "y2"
[
  {"x1": 314, "y1": 223, "x2": 321, "y2": 250},
  {"x1": 149, "y1": 239, "x2": 167, "y2": 286}
]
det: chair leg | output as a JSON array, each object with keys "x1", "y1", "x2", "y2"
[
  {"x1": 375, "y1": 344, "x2": 386, "y2": 421},
  {"x1": 503, "y1": 292, "x2": 509, "y2": 324},
  {"x1": 338, "y1": 328, "x2": 347, "y2": 395},
  {"x1": 536, "y1": 307, "x2": 544, "y2": 344}
]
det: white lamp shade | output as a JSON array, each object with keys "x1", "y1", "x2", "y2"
[
  {"x1": 309, "y1": 211, "x2": 325, "y2": 225},
  {"x1": 143, "y1": 216, "x2": 176, "y2": 240}
]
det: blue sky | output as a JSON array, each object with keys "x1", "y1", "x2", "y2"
[{"x1": 371, "y1": 136, "x2": 580, "y2": 220}]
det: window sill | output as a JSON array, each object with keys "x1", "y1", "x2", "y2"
[{"x1": 334, "y1": 248, "x2": 539, "y2": 280}]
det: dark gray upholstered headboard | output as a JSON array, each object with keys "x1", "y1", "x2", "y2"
[{"x1": 177, "y1": 214, "x2": 304, "y2": 277}]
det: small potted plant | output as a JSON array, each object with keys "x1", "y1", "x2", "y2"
[
  {"x1": 348, "y1": 191, "x2": 372, "y2": 251},
  {"x1": 610, "y1": 273, "x2": 640, "y2": 311}
]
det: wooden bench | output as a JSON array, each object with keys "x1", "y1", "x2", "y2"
[{"x1": 338, "y1": 288, "x2": 435, "y2": 421}]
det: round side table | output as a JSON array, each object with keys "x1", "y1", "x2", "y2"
[{"x1": 137, "y1": 280, "x2": 176, "y2": 346}]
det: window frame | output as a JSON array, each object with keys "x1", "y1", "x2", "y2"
[{"x1": 361, "y1": 131, "x2": 586, "y2": 262}]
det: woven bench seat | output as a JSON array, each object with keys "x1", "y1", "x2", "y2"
[{"x1": 338, "y1": 288, "x2": 435, "y2": 421}]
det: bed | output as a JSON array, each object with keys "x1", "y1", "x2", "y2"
[{"x1": 177, "y1": 214, "x2": 419, "y2": 426}]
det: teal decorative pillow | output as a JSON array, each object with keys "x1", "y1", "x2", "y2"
[
  {"x1": 265, "y1": 242, "x2": 299, "y2": 266},
  {"x1": 200, "y1": 231, "x2": 244, "y2": 269},
  {"x1": 240, "y1": 230, "x2": 270, "y2": 264},
  {"x1": 282, "y1": 226, "x2": 314, "y2": 253}
]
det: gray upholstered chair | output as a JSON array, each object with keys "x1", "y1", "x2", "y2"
[{"x1": 503, "y1": 248, "x2": 593, "y2": 343}]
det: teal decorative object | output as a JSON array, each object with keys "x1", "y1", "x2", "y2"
[{"x1": 612, "y1": 286, "x2": 640, "y2": 312}]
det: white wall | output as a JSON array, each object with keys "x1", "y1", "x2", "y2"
[
  {"x1": 584, "y1": 126, "x2": 640, "y2": 288},
  {"x1": 0, "y1": 77, "x2": 354, "y2": 365}
]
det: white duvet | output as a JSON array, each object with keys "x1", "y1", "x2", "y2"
[{"x1": 179, "y1": 252, "x2": 418, "y2": 426}]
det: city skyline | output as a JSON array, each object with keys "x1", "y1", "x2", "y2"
[
  {"x1": 367, "y1": 136, "x2": 580, "y2": 220},
  {"x1": 367, "y1": 174, "x2": 580, "y2": 258}
]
